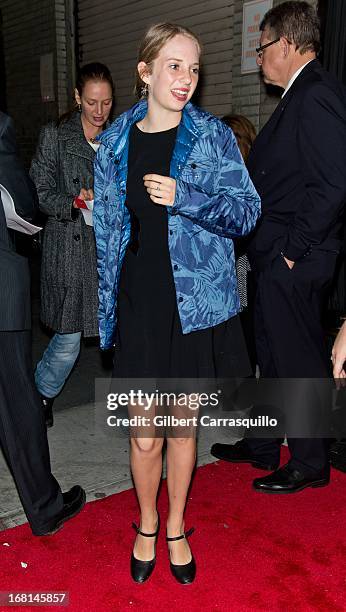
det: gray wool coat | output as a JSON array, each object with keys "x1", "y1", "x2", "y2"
[{"x1": 30, "y1": 112, "x2": 99, "y2": 337}]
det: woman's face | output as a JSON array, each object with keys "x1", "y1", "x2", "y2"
[
  {"x1": 139, "y1": 34, "x2": 200, "y2": 115},
  {"x1": 75, "y1": 80, "x2": 113, "y2": 129}
]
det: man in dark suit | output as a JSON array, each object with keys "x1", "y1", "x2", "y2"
[
  {"x1": 211, "y1": 1, "x2": 346, "y2": 492},
  {"x1": 0, "y1": 111, "x2": 86, "y2": 534}
]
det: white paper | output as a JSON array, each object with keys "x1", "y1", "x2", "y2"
[
  {"x1": 81, "y1": 199, "x2": 94, "y2": 227},
  {"x1": 0, "y1": 184, "x2": 42, "y2": 235}
]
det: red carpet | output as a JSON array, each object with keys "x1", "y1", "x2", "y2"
[{"x1": 1, "y1": 453, "x2": 346, "y2": 612}]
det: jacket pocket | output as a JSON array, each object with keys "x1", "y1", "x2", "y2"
[{"x1": 180, "y1": 169, "x2": 216, "y2": 194}]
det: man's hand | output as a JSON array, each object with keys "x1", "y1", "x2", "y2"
[
  {"x1": 283, "y1": 256, "x2": 295, "y2": 269},
  {"x1": 332, "y1": 321, "x2": 346, "y2": 386},
  {"x1": 143, "y1": 174, "x2": 176, "y2": 206}
]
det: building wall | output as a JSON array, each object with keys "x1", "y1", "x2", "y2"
[
  {"x1": 78, "y1": 0, "x2": 317, "y2": 131},
  {"x1": 232, "y1": 0, "x2": 317, "y2": 132},
  {"x1": 0, "y1": 0, "x2": 318, "y2": 164},
  {"x1": 231, "y1": 0, "x2": 262, "y2": 131},
  {"x1": 77, "y1": 0, "x2": 235, "y2": 117},
  {"x1": 0, "y1": 0, "x2": 73, "y2": 167}
]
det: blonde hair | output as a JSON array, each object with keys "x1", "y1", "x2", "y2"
[{"x1": 134, "y1": 22, "x2": 202, "y2": 98}]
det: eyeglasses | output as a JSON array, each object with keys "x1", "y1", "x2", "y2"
[{"x1": 256, "y1": 38, "x2": 280, "y2": 59}]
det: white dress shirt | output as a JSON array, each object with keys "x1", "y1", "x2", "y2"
[{"x1": 282, "y1": 60, "x2": 314, "y2": 97}]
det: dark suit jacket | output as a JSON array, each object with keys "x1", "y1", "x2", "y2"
[
  {"x1": 0, "y1": 112, "x2": 37, "y2": 221},
  {"x1": 0, "y1": 112, "x2": 38, "y2": 331},
  {"x1": 247, "y1": 60, "x2": 346, "y2": 270}
]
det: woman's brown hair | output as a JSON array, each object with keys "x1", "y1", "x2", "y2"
[{"x1": 222, "y1": 114, "x2": 256, "y2": 163}]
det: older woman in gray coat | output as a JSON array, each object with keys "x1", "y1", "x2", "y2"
[{"x1": 30, "y1": 62, "x2": 114, "y2": 426}]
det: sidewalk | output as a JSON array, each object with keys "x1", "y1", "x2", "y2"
[
  {"x1": 0, "y1": 400, "x2": 238, "y2": 531},
  {"x1": 0, "y1": 251, "x2": 240, "y2": 531}
]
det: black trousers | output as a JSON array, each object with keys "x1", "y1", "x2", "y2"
[
  {"x1": 247, "y1": 250, "x2": 337, "y2": 476},
  {"x1": 0, "y1": 330, "x2": 63, "y2": 532}
]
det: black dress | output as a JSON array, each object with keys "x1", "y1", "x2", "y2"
[{"x1": 113, "y1": 124, "x2": 250, "y2": 379}]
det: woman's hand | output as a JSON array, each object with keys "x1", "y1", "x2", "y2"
[
  {"x1": 143, "y1": 174, "x2": 176, "y2": 206},
  {"x1": 79, "y1": 188, "x2": 94, "y2": 201},
  {"x1": 73, "y1": 188, "x2": 94, "y2": 208}
]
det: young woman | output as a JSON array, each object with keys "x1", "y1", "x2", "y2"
[
  {"x1": 93, "y1": 24, "x2": 261, "y2": 584},
  {"x1": 30, "y1": 63, "x2": 114, "y2": 427}
]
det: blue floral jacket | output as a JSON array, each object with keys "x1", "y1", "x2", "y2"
[{"x1": 93, "y1": 100, "x2": 261, "y2": 349}]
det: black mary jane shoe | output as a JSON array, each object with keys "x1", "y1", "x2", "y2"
[
  {"x1": 167, "y1": 527, "x2": 196, "y2": 584},
  {"x1": 130, "y1": 514, "x2": 160, "y2": 583}
]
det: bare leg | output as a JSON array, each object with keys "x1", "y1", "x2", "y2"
[
  {"x1": 166, "y1": 436, "x2": 197, "y2": 564},
  {"x1": 130, "y1": 435, "x2": 164, "y2": 561}
]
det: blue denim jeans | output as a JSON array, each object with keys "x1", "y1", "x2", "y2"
[{"x1": 35, "y1": 332, "x2": 82, "y2": 398}]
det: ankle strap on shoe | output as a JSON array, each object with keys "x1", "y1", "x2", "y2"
[
  {"x1": 166, "y1": 527, "x2": 195, "y2": 542},
  {"x1": 132, "y1": 522, "x2": 159, "y2": 538}
]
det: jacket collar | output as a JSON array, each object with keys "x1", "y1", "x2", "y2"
[
  {"x1": 260, "y1": 59, "x2": 321, "y2": 136},
  {"x1": 171, "y1": 104, "x2": 200, "y2": 178},
  {"x1": 98, "y1": 99, "x2": 203, "y2": 175},
  {"x1": 58, "y1": 112, "x2": 98, "y2": 162},
  {"x1": 279, "y1": 59, "x2": 320, "y2": 108},
  {"x1": 282, "y1": 59, "x2": 315, "y2": 98}
]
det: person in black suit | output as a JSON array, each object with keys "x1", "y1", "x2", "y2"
[
  {"x1": 211, "y1": 1, "x2": 346, "y2": 493},
  {"x1": 0, "y1": 111, "x2": 85, "y2": 534}
]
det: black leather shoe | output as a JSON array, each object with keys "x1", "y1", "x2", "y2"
[
  {"x1": 167, "y1": 527, "x2": 196, "y2": 584},
  {"x1": 253, "y1": 464, "x2": 330, "y2": 494},
  {"x1": 131, "y1": 514, "x2": 160, "y2": 583},
  {"x1": 210, "y1": 440, "x2": 279, "y2": 471},
  {"x1": 40, "y1": 395, "x2": 55, "y2": 428},
  {"x1": 32, "y1": 485, "x2": 86, "y2": 535}
]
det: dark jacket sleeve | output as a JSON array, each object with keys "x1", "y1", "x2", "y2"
[
  {"x1": 0, "y1": 113, "x2": 38, "y2": 222},
  {"x1": 30, "y1": 122, "x2": 77, "y2": 221},
  {"x1": 284, "y1": 82, "x2": 346, "y2": 260}
]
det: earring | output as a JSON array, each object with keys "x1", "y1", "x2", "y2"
[
  {"x1": 78, "y1": 103, "x2": 82, "y2": 113},
  {"x1": 140, "y1": 84, "x2": 149, "y2": 98}
]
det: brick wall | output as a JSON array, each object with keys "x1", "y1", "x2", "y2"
[
  {"x1": 0, "y1": 0, "x2": 73, "y2": 167},
  {"x1": 231, "y1": 0, "x2": 261, "y2": 131}
]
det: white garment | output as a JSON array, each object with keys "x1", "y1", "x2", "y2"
[
  {"x1": 89, "y1": 141, "x2": 100, "y2": 152},
  {"x1": 282, "y1": 60, "x2": 314, "y2": 97}
]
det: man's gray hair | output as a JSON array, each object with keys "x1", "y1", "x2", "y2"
[{"x1": 260, "y1": 1, "x2": 320, "y2": 55}]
